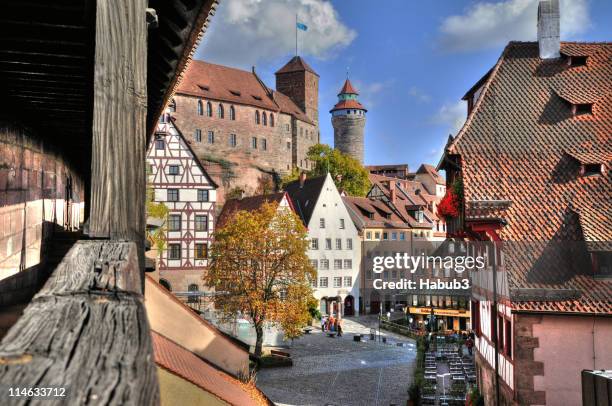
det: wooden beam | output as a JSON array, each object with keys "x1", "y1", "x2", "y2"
[
  {"x1": 0, "y1": 241, "x2": 159, "y2": 405},
  {"x1": 88, "y1": 0, "x2": 147, "y2": 256}
]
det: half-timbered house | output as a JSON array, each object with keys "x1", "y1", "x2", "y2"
[
  {"x1": 147, "y1": 113, "x2": 217, "y2": 304},
  {"x1": 438, "y1": 2, "x2": 612, "y2": 404}
]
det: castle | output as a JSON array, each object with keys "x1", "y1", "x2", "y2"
[
  {"x1": 170, "y1": 56, "x2": 320, "y2": 203},
  {"x1": 331, "y1": 79, "x2": 367, "y2": 163}
]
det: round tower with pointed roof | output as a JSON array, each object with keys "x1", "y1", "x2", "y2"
[{"x1": 331, "y1": 79, "x2": 367, "y2": 163}]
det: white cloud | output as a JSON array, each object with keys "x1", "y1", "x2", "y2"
[
  {"x1": 430, "y1": 101, "x2": 467, "y2": 135},
  {"x1": 439, "y1": 0, "x2": 590, "y2": 53},
  {"x1": 408, "y1": 86, "x2": 431, "y2": 103},
  {"x1": 196, "y1": 0, "x2": 356, "y2": 67}
]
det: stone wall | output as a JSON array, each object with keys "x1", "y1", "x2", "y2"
[
  {"x1": 0, "y1": 121, "x2": 84, "y2": 282},
  {"x1": 333, "y1": 115, "x2": 366, "y2": 163},
  {"x1": 275, "y1": 69, "x2": 319, "y2": 127},
  {"x1": 173, "y1": 94, "x2": 317, "y2": 204}
]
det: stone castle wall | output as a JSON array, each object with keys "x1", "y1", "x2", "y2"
[
  {"x1": 333, "y1": 115, "x2": 365, "y2": 163},
  {"x1": 172, "y1": 94, "x2": 318, "y2": 205},
  {"x1": 275, "y1": 70, "x2": 319, "y2": 127}
]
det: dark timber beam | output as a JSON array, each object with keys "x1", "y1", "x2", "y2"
[
  {"x1": 89, "y1": 0, "x2": 147, "y2": 264},
  {"x1": 0, "y1": 241, "x2": 159, "y2": 405}
]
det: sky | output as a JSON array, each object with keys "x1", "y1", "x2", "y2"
[{"x1": 195, "y1": 0, "x2": 612, "y2": 171}]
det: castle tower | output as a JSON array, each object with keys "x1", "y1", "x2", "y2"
[
  {"x1": 275, "y1": 56, "x2": 319, "y2": 126},
  {"x1": 331, "y1": 79, "x2": 367, "y2": 163}
]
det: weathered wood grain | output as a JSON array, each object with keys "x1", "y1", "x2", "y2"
[
  {"x1": 88, "y1": 0, "x2": 147, "y2": 245},
  {"x1": 0, "y1": 241, "x2": 159, "y2": 405}
]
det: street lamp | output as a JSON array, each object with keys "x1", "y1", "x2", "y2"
[{"x1": 437, "y1": 372, "x2": 451, "y2": 398}]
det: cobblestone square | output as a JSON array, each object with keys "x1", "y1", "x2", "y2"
[{"x1": 256, "y1": 316, "x2": 416, "y2": 406}]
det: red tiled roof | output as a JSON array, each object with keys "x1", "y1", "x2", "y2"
[
  {"x1": 330, "y1": 99, "x2": 367, "y2": 113},
  {"x1": 275, "y1": 56, "x2": 318, "y2": 76},
  {"x1": 417, "y1": 164, "x2": 445, "y2": 185},
  {"x1": 271, "y1": 90, "x2": 313, "y2": 124},
  {"x1": 343, "y1": 196, "x2": 410, "y2": 229},
  {"x1": 217, "y1": 192, "x2": 287, "y2": 228},
  {"x1": 338, "y1": 79, "x2": 359, "y2": 95},
  {"x1": 152, "y1": 332, "x2": 268, "y2": 406},
  {"x1": 176, "y1": 60, "x2": 311, "y2": 123},
  {"x1": 445, "y1": 41, "x2": 612, "y2": 314}
]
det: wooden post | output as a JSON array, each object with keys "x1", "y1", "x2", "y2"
[{"x1": 89, "y1": 0, "x2": 147, "y2": 251}]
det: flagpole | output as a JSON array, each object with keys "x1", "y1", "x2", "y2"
[{"x1": 295, "y1": 14, "x2": 298, "y2": 56}]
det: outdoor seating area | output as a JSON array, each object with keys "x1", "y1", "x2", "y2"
[{"x1": 421, "y1": 343, "x2": 476, "y2": 406}]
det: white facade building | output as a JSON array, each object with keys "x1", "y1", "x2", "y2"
[
  {"x1": 285, "y1": 173, "x2": 361, "y2": 316},
  {"x1": 146, "y1": 114, "x2": 217, "y2": 299}
]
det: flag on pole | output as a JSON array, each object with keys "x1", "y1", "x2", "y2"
[{"x1": 296, "y1": 22, "x2": 308, "y2": 31}]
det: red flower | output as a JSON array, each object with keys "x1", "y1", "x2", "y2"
[{"x1": 437, "y1": 189, "x2": 460, "y2": 218}]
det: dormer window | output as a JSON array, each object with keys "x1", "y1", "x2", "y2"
[
  {"x1": 574, "y1": 103, "x2": 593, "y2": 116},
  {"x1": 198, "y1": 85, "x2": 210, "y2": 91},
  {"x1": 229, "y1": 90, "x2": 241, "y2": 96},
  {"x1": 568, "y1": 55, "x2": 588, "y2": 67},
  {"x1": 583, "y1": 163, "x2": 603, "y2": 176}
]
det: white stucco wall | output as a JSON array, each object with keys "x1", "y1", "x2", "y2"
[{"x1": 307, "y1": 174, "x2": 361, "y2": 315}]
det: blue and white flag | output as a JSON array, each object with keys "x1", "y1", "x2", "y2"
[{"x1": 296, "y1": 22, "x2": 308, "y2": 31}]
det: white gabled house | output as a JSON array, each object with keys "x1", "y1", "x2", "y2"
[{"x1": 285, "y1": 173, "x2": 361, "y2": 317}]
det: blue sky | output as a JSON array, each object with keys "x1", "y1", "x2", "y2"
[{"x1": 196, "y1": 0, "x2": 612, "y2": 170}]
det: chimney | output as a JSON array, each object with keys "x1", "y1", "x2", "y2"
[
  {"x1": 389, "y1": 181, "x2": 397, "y2": 204},
  {"x1": 537, "y1": 0, "x2": 560, "y2": 59},
  {"x1": 299, "y1": 171, "x2": 307, "y2": 188}
]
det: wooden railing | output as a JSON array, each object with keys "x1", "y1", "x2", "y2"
[{"x1": 0, "y1": 241, "x2": 159, "y2": 405}]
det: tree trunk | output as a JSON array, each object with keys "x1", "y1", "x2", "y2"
[{"x1": 254, "y1": 323, "x2": 264, "y2": 357}]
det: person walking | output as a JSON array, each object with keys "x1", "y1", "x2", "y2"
[
  {"x1": 336, "y1": 319, "x2": 343, "y2": 337},
  {"x1": 466, "y1": 336, "x2": 474, "y2": 356},
  {"x1": 321, "y1": 316, "x2": 327, "y2": 332}
]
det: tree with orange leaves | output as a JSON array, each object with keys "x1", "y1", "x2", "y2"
[{"x1": 206, "y1": 201, "x2": 315, "y2": 357}]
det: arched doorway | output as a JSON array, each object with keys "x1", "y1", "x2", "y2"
[
  {"x1": 344, "y1": 295, "x2": 355, "y2": 316},
  {"x1": 160, "y1": 279, "x2": 172, "y2": 291},
  {"x1": 320, "y1": 297, "x2": 328, "y2": 315},
  {"x1": 370, "y1": 290, "x2": 380, "y2": 315}
]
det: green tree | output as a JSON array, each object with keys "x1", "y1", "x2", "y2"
[
  {"x1": 281, "y1": 144, "x2": 371, "y2": 196},
  {"x1": 206, "y1": 202, "x2": 315, "y2": 357}
]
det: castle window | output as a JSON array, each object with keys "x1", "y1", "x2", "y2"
[
  {"x1": 255, "y1": 110, "x2": 260, "y2": 124},
  {"x1": 300, "y1": 128, "x2": 303, "y2": 136},
  {"x1": 195, "y1": 129, "x2": 201, "y2": 142},
  {"x1": 229, "y1": 105, "x2": 236, "y2": 120},
  {"x1": 270, "y1": 114, "x2": 275, "y2": 127},
  {"x1": 169, "y1": 99, "x2": 176, "y2": 112},
  {"x1": 197, "y1": 100, "x2": 203, "y2": 115},
  {"x1": 252, "y1": 137, "x2": 257, "y2": 149},
  {"x1": 229, "y1": 133, "x2": 237, "y2": 147},
  {"x1": 262, "y1": 112, "x2": 267, "y2": 126},
  {"x1": 206, "y1": 102, "x2": 212, "y2": 117},
  {"x1": 285, "y1": 124, "x2": 290, "y2": 131},
  {"x1": 207, "y1": 131, "x2": 214, "y2": 144},
  {"x1": 217, "y1": 104, "x2": 224, "y2": 118},
  {"x1": 261, "y1": 138, "x2": 267, "y2": 151},
  {"x1": 286, "y1": 141, "x2": 291, "y2": 150}
]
